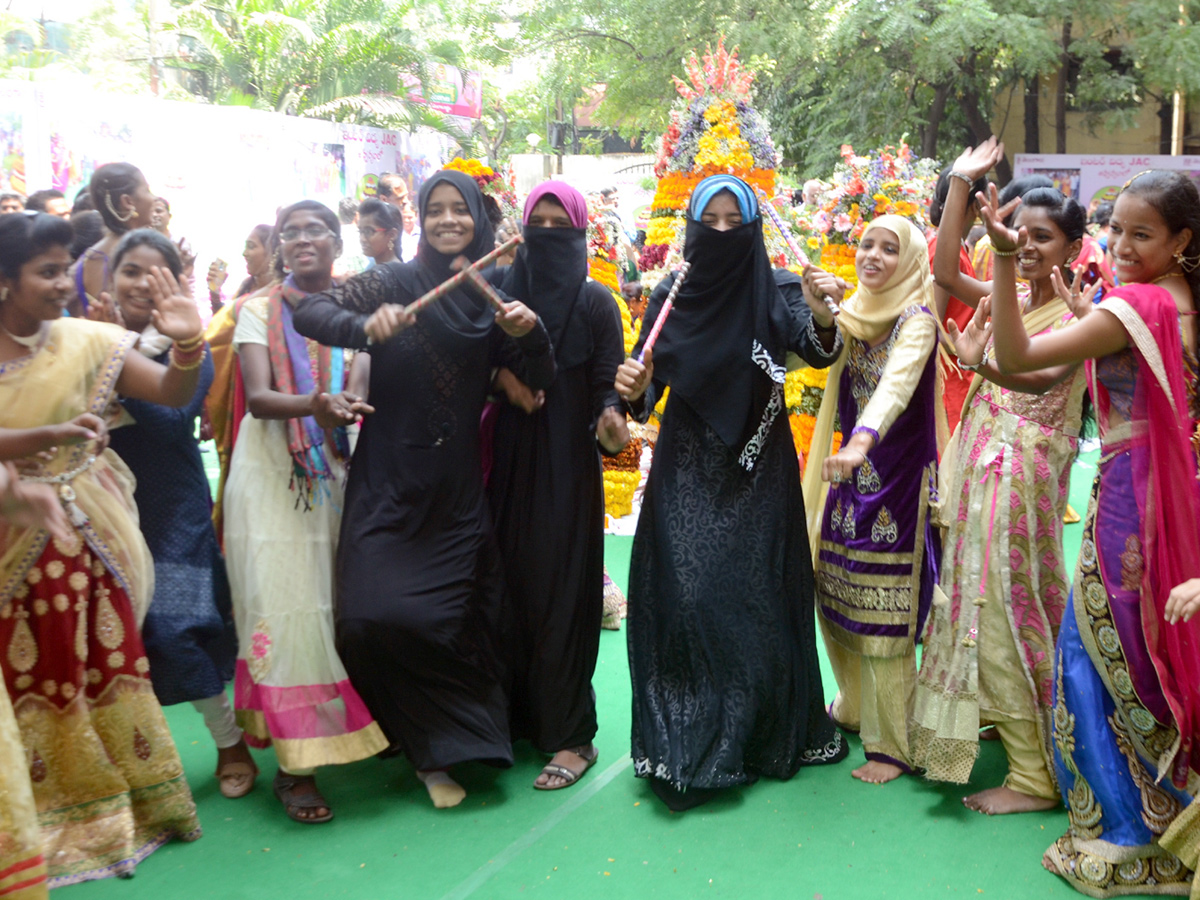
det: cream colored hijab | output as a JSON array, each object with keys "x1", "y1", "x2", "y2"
[{"x1": 801, "y1": 215, "x2": 938, "y2": 561}]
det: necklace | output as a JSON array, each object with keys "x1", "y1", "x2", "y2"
[
  {"x1": 0, "y1": 320, "x2": 48, "y2": 350},
  {"x1": 1152, "y1": 271, "x2": 1183, "y2": 285}
]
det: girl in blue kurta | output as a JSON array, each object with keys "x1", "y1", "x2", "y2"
[{"x1": 104, "y1": 229, "x2": 251, "y2": 799}]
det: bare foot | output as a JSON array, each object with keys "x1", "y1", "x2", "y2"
[
  {"x1": 963, "y1": 785, "x2": 1059, "y2": 815},
  {"x1": 1043, "y1": 848, "x2": 1059, "y2": 873},
  {"x1": 851, "y1": 760, "x2": 904, "y2": 784},
  {"x1": 535, "y1": 744, "x2": 594, "y2": 789},
  {"x1": 417, "y1": 769, "x2": 466, "y2": 808}
]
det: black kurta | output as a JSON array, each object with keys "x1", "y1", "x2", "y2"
[
  {"x1": 488, "y1": 279, "x2": 624, "y2": 752},
  {"x1": 293, "y1": 261, "x2": 555, "y2": 771},
  {"x1": 627, "y1": 273, "x2": 849, "y2": 793}
]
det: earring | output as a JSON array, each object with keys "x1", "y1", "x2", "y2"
[
  {"x1": 104, "y1": 194, "x2": 136, "y2": 224},
  {"x1": 1175, "y1": 249, "x2": 1200, "y2": 273}
]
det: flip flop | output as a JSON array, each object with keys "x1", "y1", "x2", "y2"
[
  {"x1": 273, "y1": 771, "x2": 334, "y2": 824},
  {"x1": 534, "y1": 746, "x2": 599, "y2": 791}
]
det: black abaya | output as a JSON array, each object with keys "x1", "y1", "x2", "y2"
[
  {"x1": 488, "y1": 279, "x2": 624, "y2": 752},
  {"x1": 627, "y1": 269, "x2": 849, "y2": 795},
  {"x1": 293, "y1": 260, "x2": 555, "y2": 771}
]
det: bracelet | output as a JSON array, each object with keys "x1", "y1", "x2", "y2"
[
  {"x1": 170, "y1": 342, "x2": 206, "y2": 371},
  {"x1": 173, "y1": 334, "x2": 205, "y2": 352},
  {"x1": 948, "y1": 171, "x2": 975, "y2": 188},
  {"x1": 958, "y1": 349, "x2": 990, "y2": 371},
  {"x1": 991, "y1": 246, "x2": 1020, "y2": 257}
]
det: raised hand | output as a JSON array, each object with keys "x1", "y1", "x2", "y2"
[
  {"x1": 976, "y1": 184, "x2": 1025, "y2": 254},
  {"x1": 946, "y1": 295, "x2": 993, "y2": 366},
  {"x1": 615, "y1": 348, "x2": 653, "y2": 402},
  {"x1": 364, "y1": 303, "x2": 416, "y2": 344},
  {"x1": 148, "y1": 265, "x2": 202, "y2": 340},
  {"x1": 953, "y1": 137, "x2": 1006, "y2": 182},
  {"x1": 1051, "y1": 266, "x2": 1099, "y2": 320},
  {"x1": 88, "y1": 291, "x2": 124, "y2": 327}
]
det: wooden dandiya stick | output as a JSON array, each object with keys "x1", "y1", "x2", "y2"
[
  {"x1": 461, "y1": 268, "x2": 510, "y2": 313},
  {"x1": 403, "y1": 235, "x2": 524, "y2": 316},
  {"x1": 636, "y1": 262, "x2": 690, "y2": 363},
  {"x1": 753, "y1": 186, "x2": 840, "y2": 317}
]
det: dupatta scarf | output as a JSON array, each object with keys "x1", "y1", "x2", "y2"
[
  {"x1": 802, "y1": 215, "x2": 947, "y2": 558},
  {"x1": 265, "y1": 276, "x2": 347, "y2": 508},
  {"x1": 1088, "y1": 283, "x2": 1200, "y2": 790}
]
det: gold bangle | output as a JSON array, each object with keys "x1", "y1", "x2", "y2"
[
  {"x1": 170, "y1": 344, "x2": 206, "y2": 371},
  {"x1": 992, "y1": 247, "x2": 1020, "y2": 257},
  {"x1": 173, "y1": 334, "x2": 205, "y2": 352}
]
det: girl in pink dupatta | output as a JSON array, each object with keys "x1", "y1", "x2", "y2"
[{"x1": 987, "y1": 170, "x2": 1200, "y2": 897}]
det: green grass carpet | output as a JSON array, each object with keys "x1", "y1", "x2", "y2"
[{"x1": 61, "y1": 451, "x2": 1099, "y2": 899}]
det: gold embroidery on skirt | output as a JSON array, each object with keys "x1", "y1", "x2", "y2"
[{"x1": 1121, "y1": 535, "x2": 1144, "y2": 593}]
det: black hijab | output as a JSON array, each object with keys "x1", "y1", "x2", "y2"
[
  {"x1": 502, "y1": 225, "x2": 591, "y2": 369},
  {"x1": 409, "y1": 169, "x2": 498, "y2": 336},
  {"x1": 632, "y1": 187, "x2": 793, "y2": 465}
]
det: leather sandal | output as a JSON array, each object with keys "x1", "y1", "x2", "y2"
[
  {"x1": 534, "y1": 745, "x2": 599, "y2": 791},
  {"x1": 273, "y1": 771, "x2": 334, "y2": 824}
]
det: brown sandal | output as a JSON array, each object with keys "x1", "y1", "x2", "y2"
[{"x1": 273, "y1": 771, "x2": 334, "y2": 824}]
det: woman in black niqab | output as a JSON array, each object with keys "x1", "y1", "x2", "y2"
[
  {"x1": 614, "y1": 174, "x2": 850, "y2": 811},
  {"x1": 488, "y1": 182, "x2": 627, "y2": 790}
]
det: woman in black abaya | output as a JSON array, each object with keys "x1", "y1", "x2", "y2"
[
  {"x1": 488, "y1": 181, "x2": 628, "y2": 790},
  {"x1": 615, "y1": 174, "x2": 849, "y2": 811},
  {"x1": 292, "y1": 170, "x2": 555, "y2": 809}
]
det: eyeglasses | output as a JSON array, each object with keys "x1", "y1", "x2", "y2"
[
  {"x1": 358, "y1": 226, "x2": 385, "y2": 237},
  {"x1": 280, "y1": 225, "x2": 334, "y2": 243}
]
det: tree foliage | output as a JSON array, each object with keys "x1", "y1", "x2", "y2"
[{"x1": 499, "y1": 0, "x2": 1200, "y2": 177}]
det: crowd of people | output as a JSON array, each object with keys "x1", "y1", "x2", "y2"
[{"x1": 2, "y1": 136, "x2": 1200, "y2": 900}]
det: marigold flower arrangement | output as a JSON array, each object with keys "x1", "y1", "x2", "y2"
[
  {"x1": 602, "y1": 438, "x2": 643, "y2": 518},
  {"x1": 442, "y1": 157, "x2": 521, "y2": 221},
  {"x1": 641, "y1": 38, "x2": 778, "y2": 291}
]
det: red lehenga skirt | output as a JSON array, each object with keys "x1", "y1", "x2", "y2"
[{"x1": 0, "y1": 532, "x2": 200, "y2": 887}]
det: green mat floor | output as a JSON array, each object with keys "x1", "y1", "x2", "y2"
[{"x1": 60, "y1": 451, "x2": 1100, "y2": 899}]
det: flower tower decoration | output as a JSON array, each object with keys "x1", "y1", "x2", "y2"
[
  {"x1": 641, "y1": 38, "x2": 778, "y2": 292},
  {"x1": 782, "y1": 141, "x2": 939, "y2": 469},
  {"x1": 586, "y1": 198, "x2": 642, "y2": 519}
]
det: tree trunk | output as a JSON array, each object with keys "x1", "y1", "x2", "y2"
[
  {"x1": 960, "y1": 87, "x2": 1013, "y2": 183},
  {"x1": 1056, "y1": 20, "x2": 1071, "y2": 153},
  {"x1": 1024, "y1": 76, "x2": 1040, "y2": 153},
  {"x1": 923, "y1": 84, "x2": 949, "y2": 160},
  {"x1": 1160, "y1": 99, "x2": 1174, "y2": 154}
]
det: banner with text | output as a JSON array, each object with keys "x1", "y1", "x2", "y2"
[{"x1": 1013, "y1": 153, "x2": 1200, "y2": 207}]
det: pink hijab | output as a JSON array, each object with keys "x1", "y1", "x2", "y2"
[{"x1": 523, "y1": 181, "x2": 588, "y2": 229}]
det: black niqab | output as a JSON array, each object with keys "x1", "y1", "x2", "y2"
[
  {"x1": 502, "y1": 225, "x2": 591, "y2": 370},
  {"x1": 633, "y1": 214, "x2": 793, "y2": 453}
]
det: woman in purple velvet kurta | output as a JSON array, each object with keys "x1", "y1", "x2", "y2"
[{"x1": 802, "y1": 215, "x2": 941, "y2": 784}]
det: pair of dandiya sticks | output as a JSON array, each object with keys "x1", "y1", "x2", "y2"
[{"x1": 406, "y1": 189, "x2": 837, "y2": 363}]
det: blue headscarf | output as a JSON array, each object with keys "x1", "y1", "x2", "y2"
[{"x1": 688, "y1": 174, "x2": 759, "y2": 222}]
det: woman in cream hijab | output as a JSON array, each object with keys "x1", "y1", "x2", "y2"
[{"x1": 801, "y1": 214, "x2": 943, "y2": 785}]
